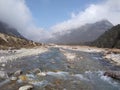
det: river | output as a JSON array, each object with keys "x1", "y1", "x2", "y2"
[{"x1": 0, "y1": 47, "x2": 120, "y2": 90}]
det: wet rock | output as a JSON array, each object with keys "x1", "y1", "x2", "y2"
[
  {"x1": 32, "y1": 68, "x2": 41, "y2": 74},
  {"x1": 104, "y1": 71, "x2": 120, "y2": 80},
  {"x1": 19, "y1": 85, "x2": 33, "y2": 90},
  {"x1": 37, "y1": 72, "x2": 46, "y2": 76},
  {"x1": 1, "y1": 64, "x2": 6, "y2": 67},
  {"x1": 0, "y1": 71, "x2": 8, "y2": 79},
  {"x1": 14, "y1": 70, "x2": 23, "y2": 76},
  {"x1": 19, "y1": 75, "x2": 28, "y2": 81},
  {"x1": 10, "y1": 76, "x2": 17, "y2": 81}
]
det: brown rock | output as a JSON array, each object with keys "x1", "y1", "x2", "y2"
[{"x1": 104, "y1": 71, "x2": 120, "y2": 80}]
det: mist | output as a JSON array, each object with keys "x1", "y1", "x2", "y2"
[
  {"x1": 0, "y1": 0, "x2": 51, "y2": 42},
  {"x1": 0, "y1": 0, "x2": 120, "y2": 42}
]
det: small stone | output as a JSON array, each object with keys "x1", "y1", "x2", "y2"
[
  {"x1": 32, "y1": 68, "x2": 41, "y2": 74},
  {"x1": 14, "y1": 70, "x2": 23, "y2": 76},
  {"x1": 104, "y1": 71, "x2": 120, "y2": 80},
  {"x1": 19, "y1": 75, "x2": 28, "y2": 81},
  {"x1": 1, "y1": 64, "x2": 6, "y2": 67},
  {"x1": 19, "y1": 85, "x2": 33, "y2": 90},
  {"x1": 10, "y1": 76, "x2": 17, "y2": 81},
  {"x1": 37, "y1": 72, "x2": 46, "y2": 76}
]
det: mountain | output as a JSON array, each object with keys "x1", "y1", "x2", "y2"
[
  {"x1": 0, "y1": 21, "x2": 24, "y2": 39},
  {"x1": 50, "y1": 20, "x2": 113, "y2": 45},
  {"x1": 92, "y1": 24, "x2": 120, "y2": 49},
  {"x1": 0, "y1": 21, "x2": 41, "y2": 49},
  {"x1": 0, "y1": 33, "x2": 41, "y2": 49}
]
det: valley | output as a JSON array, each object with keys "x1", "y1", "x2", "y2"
[
  {"x1": 0, "y1": 45, "x2": 120, "y2": 90},
  {"x1": 0, "y1": 0, "x2": 120, "y2": 90}
]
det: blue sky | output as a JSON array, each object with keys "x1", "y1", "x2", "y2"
[{"x1": 26, "y1": 0, "x2": 101, "y2": 29}]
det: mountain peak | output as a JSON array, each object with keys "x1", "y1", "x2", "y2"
[
  {"x1": 94, "y1": 20, "x2": 113, "y2": 27},
  {"x1": 49, "y1": 20, "x2": 113, "y2": 44}
]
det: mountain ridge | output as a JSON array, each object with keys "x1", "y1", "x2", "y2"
[
  {"x1": 0, "y1": 21, "x2": 41, "y2": 49},
  {"x1": 92, "y1": 24, "x2": 120, "y2": 49},
  {"x1": 49, "y1": 20, "x2": 113, "y2": 45}
]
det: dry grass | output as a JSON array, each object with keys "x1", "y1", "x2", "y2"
[{"x1": 0, "y1": 33, "x2": 42, "y2": 50}]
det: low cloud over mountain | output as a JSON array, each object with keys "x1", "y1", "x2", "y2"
[
  {"x1": 48, "y1": 20, "x2": 113, "y2": 44},
  {"x1": 0, "y1": 0, "x2": 120, "y2": 42},
  {"x1": 0, "y1": 0, "x2": 51, "y2": 42}
]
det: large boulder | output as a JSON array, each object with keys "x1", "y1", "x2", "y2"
[{"x1": 104, "y1": 71, "x2": 120, "y2": 80}]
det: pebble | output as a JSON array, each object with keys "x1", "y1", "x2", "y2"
[
  {"x1": 19, "y1": 75, "x2": 28, "y2": 81},
  {"x1": 1, "y1": 64, "x2": 6, "y2": 67},
  {"x1": 14, "y1": 70, "x2": 23, "y2": 76},
  {"x1": 37, "y1": 72, "x2": 46, "y2": 76},
  {"x1": 10, "y1": 76, "x2": 17, "y2": 81},
  {"x1": 32, "y1": 68, "x2": 41, "y2": 74},
  {"x1": 19, "y1": 85, "x2": 33, "y2": 90}
]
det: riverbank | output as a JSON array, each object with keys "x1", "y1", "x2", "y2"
[
  {"x1": 0, "y1": 45, "x2": 120, "y2": 66},
  {"x1": 56, "y1": 45, "x2": 120, "y2": 66},
  {"x1": 0, "y1": 45, "x2": 120, "y2": 90},
  {"x1": 0, "y1": 46, "x2": 48, "y2": 63}
]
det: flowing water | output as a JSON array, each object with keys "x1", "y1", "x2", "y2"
[{"x1": 0, "y1": 47, "x2": 120, "y2": 90}]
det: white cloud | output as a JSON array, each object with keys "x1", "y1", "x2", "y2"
[
  {"x1": 0, "y1": 0, "x2": 50, "y2": 42},
  {"x1": 0, "y1": 0, "x2": 120, "y2": 42},
  {"x1": 0, "y1": 0, "x2": 31, "y2": 32},
  {"x1": 51, "y1": 0, "x2": 120, "y2": 33}
]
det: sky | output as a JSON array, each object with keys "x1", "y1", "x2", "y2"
[
  {"x1": 25, "y1": 0, "x2": 101, "y2": 29},
  {"x1": 0, "y1": 0, "x2": 120, "y2": 42}
]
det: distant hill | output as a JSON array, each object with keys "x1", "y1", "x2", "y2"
[
  {"x1": 0, "y1": 33, "x2": 41, "y2": 49},
  {"x1": 0, "y1": 21, "x2": 25, "y2": 39},
  {"x1": 0, "y1": 21, "x2": 41, "y2": 49},
  {"x1": 92, "y1": 24, "x2": 120, "y2": 49},
  {"x1": 49, "y1": 20, "x2": 113, "y2": 45}
]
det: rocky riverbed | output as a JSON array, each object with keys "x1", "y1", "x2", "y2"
[{"x1": 0, "y1": 45, "x2": 120, "y2": 90}]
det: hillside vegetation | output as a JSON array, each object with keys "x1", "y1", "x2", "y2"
[
  {"x1": 92, "y1": 24, "x2": 120, "y2": 49},
  {"x1": 49, "y1": 20, "x2": 113, "y2": 45},
  {"x1": 0, "y1": 21, "x2": 41, "y2": 49},
  {"x1": 0, "y1": 33, "x2": 41, "y2": 49}
]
